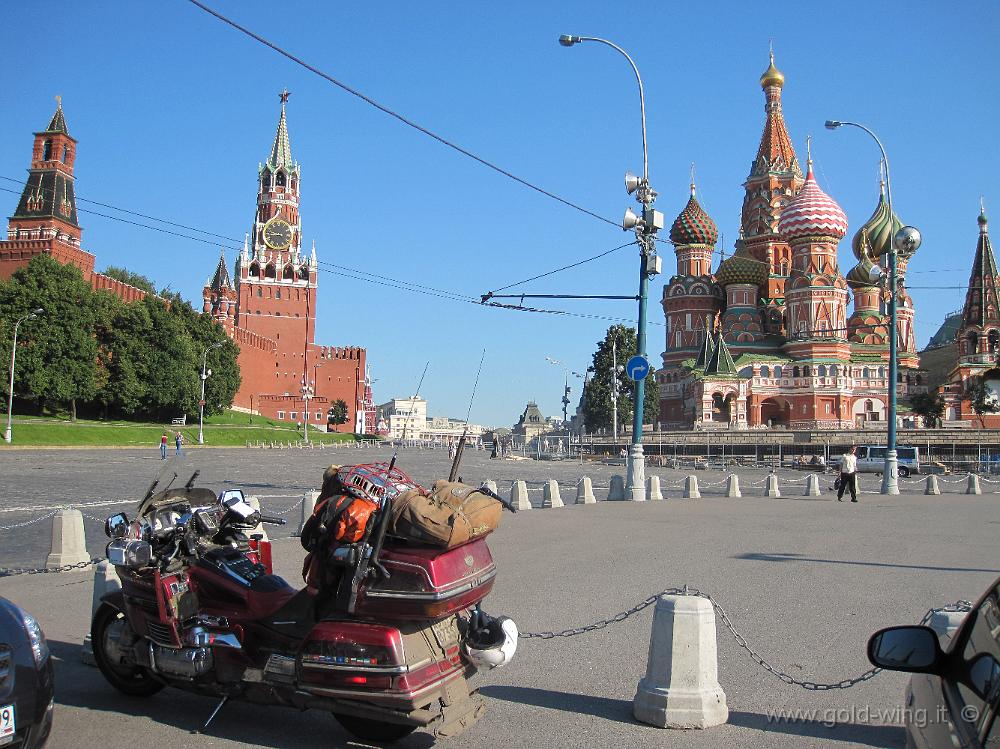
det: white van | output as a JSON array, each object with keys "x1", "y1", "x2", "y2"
[{"x1": 855, "y1": 445, "x2": 920, "y2": 477}]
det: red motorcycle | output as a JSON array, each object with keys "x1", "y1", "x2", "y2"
[{"x1": 91, "y1": 466, "x2": 517, "y2": 743}]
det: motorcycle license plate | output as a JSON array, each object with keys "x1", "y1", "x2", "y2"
[{"x1": 0, "y1": 704, "x2": 14, "y2": 744}]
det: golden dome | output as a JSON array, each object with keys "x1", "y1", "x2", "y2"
[{"x1": 759, "y1": 51, "x2": 785, "y2": 89}]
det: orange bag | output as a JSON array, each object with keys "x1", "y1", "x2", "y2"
[{"x1": 331, "y1": 495, "x2": 378, "y2": 543}]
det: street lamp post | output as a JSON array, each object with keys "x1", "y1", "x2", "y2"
[
  {"x1": 4, "y1": 308, "x2": 43, "y2": 444},
  {"x1": 825, "y1": 120, "x2": 920, "y2": 495},
  {"x1": 301, "y1": 378, "x2": 314, "y2": 445},
  {"x1": 198, "y1": 341, "x2": 224, "y2": 446},
  {"x1": 545, "y1": 356, "x2": 583, "y2": 452},
  {"x1": 560, "y1": 35, "x2": 663, "y2": 501}
]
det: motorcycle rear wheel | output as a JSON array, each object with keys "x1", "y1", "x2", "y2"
[
  {"x1": 92, "y1": 604, "x2": 164, "y2": 697},
  {"x1": 333, "y1": 713, "x2": 416, "y2": 743}
]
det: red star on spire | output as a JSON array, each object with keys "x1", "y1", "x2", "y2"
[{"x1": 279, "y1": 89, "x2": 290, "y2": 104}]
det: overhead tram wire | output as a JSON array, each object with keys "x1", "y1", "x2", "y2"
[{"x1": 185, "y1": 0, "x2": 620, "y2": 230}]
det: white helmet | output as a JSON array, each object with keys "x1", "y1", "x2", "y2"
[{"x1": 462, "y1": 613, "x2": 518, "y2": 670}]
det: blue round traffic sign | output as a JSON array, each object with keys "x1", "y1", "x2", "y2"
[{"x1": 625, "y1": 355, "x2": 650, "y2": 382}]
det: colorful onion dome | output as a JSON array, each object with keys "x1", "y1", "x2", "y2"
[
  {"x1": 670, "y1": 185, "x2": 719, "y2": 246},
  {"x1": 851, "y1": 185, "x2": 902, "y2": 260},
  {"x1": 846, "y1": 250, "x2": 881, "y2": 289},
  {"x1": 759, "y1": 51, "x2": 785, "y2": 89},
  {"x1": 777, "y1": 163, "x2": 848, "y2": 241},
  {"x1": 715, "y1": 243, "x2": 768, "y2": 288}
]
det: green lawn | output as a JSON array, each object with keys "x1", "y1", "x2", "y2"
[{"x1": 0, "y1": 412, "x2": 361, "y2": 447}]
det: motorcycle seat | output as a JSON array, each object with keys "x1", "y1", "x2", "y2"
[{"x1": 250, "y1": 574, "x2": 292, "y2": 593}]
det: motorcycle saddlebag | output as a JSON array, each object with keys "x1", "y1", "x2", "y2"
[{"x1": 388, "y1": 481, "x2": 502, "y2": 549}]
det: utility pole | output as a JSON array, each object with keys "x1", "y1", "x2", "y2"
[
  {"x1": 4, "y1": 308, "x2": 43, "y2": 444},
  {"x1": 301, "y1": 378, "x2": 314, "y2": 445}
]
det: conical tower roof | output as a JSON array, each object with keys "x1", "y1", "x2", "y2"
[
  {"x1": 209, "y1": 249, "x2": 233, "y2": 291},
  {"x1": 961, "y1": 206, "x2": 1000, "y2": 329},
  {"x1": 670, "y1": 184, "x2": 718, "y2": 246},
  {"x1": 705, "y1": 333, "x2": 737, "y2": 377},
  {"x1": 266, "y1": 90, "x2": 295, "y2": 171},
  {"x1": 752, "y1": 52, "x2": 800, "y2": 177},
  {"x1": 695, "y1": 328, "x2": 715, "y2": 369},
  {"x1": 43, "y1": 97, "x2": 69, "y2": 135}
]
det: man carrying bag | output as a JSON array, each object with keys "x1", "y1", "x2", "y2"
[{"x1": 837, "y1": 445, "x2": 859, "y2": 503}]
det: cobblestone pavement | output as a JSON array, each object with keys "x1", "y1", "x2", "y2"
[{"x1": 1, "y1": 447, "x2": 997, "y2": 748}]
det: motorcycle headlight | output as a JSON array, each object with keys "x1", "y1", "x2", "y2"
[{"x1": 19, "y1": 609, "x2": 49, "y2": 668}]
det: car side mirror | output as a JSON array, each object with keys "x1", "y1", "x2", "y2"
[
  {"x1": 868, "y1": 625, "x2": 944, "y2": 674},
  {"x1": 105, "y1": 513, "x2": 130, "y2": 539}
]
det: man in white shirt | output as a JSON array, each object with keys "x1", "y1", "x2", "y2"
[{"x1": 837, "y1": 445, "x2": 859, "y2": 502}]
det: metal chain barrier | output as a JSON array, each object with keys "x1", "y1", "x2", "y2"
[
  {"x1": 0, "y1": 558, "x2": 105, "y2": 578},
  {"x1": 520, "y1": 586, "x2": 973, "y2": 691},
  {"x1": 0, "y1": 510, "x2": 58, "y2": 532},
  {"x1": 268, "y1": 496, "x2": 306, "y2": 515}
]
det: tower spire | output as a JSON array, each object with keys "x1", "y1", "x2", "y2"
[
  {"x1": 268, "y1": 90, "x2": 293, "y2": 169},
  {"x1": 45, "y1": 95, "x2": 69, "y2": 134}
]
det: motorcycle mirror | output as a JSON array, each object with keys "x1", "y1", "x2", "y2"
[{"x1": 105, "y1": 513, "x2": 130, "y2": 539}]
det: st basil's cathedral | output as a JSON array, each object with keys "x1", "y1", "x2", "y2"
[{"x1": 657, "y1": 54, "x2": 928, "y2": 429}]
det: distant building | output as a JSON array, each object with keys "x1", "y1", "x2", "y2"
[
  {"x1": 0, "y1": 99, "x2": 150, "y2": 303},
  {"x1": 512, "y1": 401, "x2": 552, "y2": 441},
  {"x1": 377, "y1": 397, "x2": 427, "y2": 440}
]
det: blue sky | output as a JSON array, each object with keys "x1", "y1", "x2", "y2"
[{"x1": 2, "y1": 1, "x2": 998, "y2": 427}]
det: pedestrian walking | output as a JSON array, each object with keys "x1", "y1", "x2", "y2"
[
  {"x1": 837, "y1": 445, "x2": 859, "y2": 502},
  {"x1": 175, "y1": 431, "x2": 184, "y2": 456},
  {"x1": 160, "y1": 432, "x2": 168, "y2": 460}
]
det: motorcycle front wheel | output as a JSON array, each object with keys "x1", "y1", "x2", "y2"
[
  {"x1": 334, "y1": 713, "x2": 416, "y2": 743},
  {"x1": 92, "y1": 604, "x2": 164, "y2": 697}
]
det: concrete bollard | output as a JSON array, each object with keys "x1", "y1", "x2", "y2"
[
  {"x1": 633, "y1": 594, "x2": 728, "y2": 729},
  {"x1": 246, "y1": 496, "x2": 269, "y2": 542},
  {"x1": 576, "y1": 477, "x2": 597, "y2": 504},
  {"x1": 483, "y1": 480, "x2": 499, "y2": 496},
  {"x1": 683, "y1": 475, "x2": 701, "y2": 499},
  {"x1": 925, "y1": 474, "x2": 941, "y2": 495},
  {"x1": 804, "y1": 474, "x2": 821, "y2": 497},
  {"x1": 647, "y1": 475, "x2": 664, "y2": 501},
  {"x1": 82, "y1": 560, "x2": 121, "y2": 665},
  {"x1": 511, "y1": 481, "x2": 531, "y2": 511},
  {"x1": 608, "y1": 475, "x2": 626, "y2": 501},
  {"x1": 542, "y1": 480, "x2": 564, "y2": 508},
  {"x1": 296, "y1": 490, "x2": 321, "y2": 536},
  {"x1": 928, "y1": 608, "x2": 969, "y2": 648},
  {"x1": 966, "y1": 474, "x2": 982, "y2": 495},
  {"x1": 725, "y1": 474, "x2": 741, "y2": 498},
  {"x1": 765, "y1": 473, "x2": 780, "y2": 497},
  {"x1": 46, "y1": 509, "x2": 90, "y2": 569}
]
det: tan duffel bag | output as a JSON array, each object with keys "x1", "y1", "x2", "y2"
[{"x1": 388, "y1": 480, "x2": 503, "y2": 549}]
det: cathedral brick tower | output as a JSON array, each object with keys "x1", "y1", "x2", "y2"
[
  {"x1": 207, "y1": 93, "x2": 368, "y2": 432},
  {"x1": 0, "y1": 99, "x2": 148, "y2": 302}
]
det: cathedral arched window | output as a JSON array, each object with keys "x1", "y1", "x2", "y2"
[
  {"x1": 862, "y1": 367, "x2": 870, "y2": 378},
  {"x1": 275, "y1": 288, "x2": 281, "y2": 300},
  {"x1": 760, "y1": 365, "x2": 770, "y2": 378},
  {"x1": 42, "y1": 140, "x2": 52, "y2": 160},
  {"x1": 830, "y1": 365, "x2": 839, "y2": 377},
  {"x1": 256, "y1": 287, "x2": 262, "y2": 297},
  {"x1": 818, "y1": 365, "x2": 827, "y2": 377},
  {"x1": 299, "y1": 266, "x2": 309, "y2": 280},
  {"x1": 262, "y1": 173, "x2": 271, "y2": 190},
  {"x1": 792, "y1": 366, "x2": 800, "y2": 378},
  {"x1": 249, "y1": 263, "x2": 260, "y2": 278},
  {"x1": 967, "y1": 332, "x2": 979, "y2": 355},
  {"x1": 283, "y1": 265, "x2": 295, "y2": 280},
  {"x1": 61, "y1": 145, "x2": 68, "y2": 162},
  {"x1": 774, "y1": 366, "x2": 782, "y2": 378},
  {"x1": 803, "y1": 365, "x2": 811, "y2": 377}
]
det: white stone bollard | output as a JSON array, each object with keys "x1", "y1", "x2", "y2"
[
  {"x1": 633, "y1": 594, "x2": 728, "y2": 729},
  {"x1": 765, "y1": 473, "x2": 781, "y2": 497},
  {"x1": 576, "y1": 477, "x2": 596, "y2": 504},
  {"x1": 925, "y1": 475, "x2": 941, "y2": 495},
  {"x1": 928, "y1": 608, "x2": 969, "y2": 648},
  {"x1": 46, "y1": 509, "x2": 90, "y2": 569},
  {"x1": 804, "y1": 474, "x2": 821, "y2": 497},
  {"x1": 246, "y1": 496, "x2": 269, "y2": 541},
  {"x1": 483, "y1": 480, "x2": 499, "y2": 496},
  {"x1": 966, "y1": 474, "x2": 982, "y2": 495},
  {"x1": 608, "y1": 475, "x2": 626, "y2": 501},
  {"x1": 647, "y1": 475, "x2": 664, "y2": 501},
  {"x1": 511, "y1": 481, "x2": 532, "y2": 511},
  {"x1": 296, "y1": 490, "x2": 321, "y2": 537},
  {"x1": 725, "y1": 474, "x2": 741, "y2": 498},
  {"x1": 683, "y1": 475, "x2": 701, "y2": 499},
  {"x1": 82, "y1": 560, "x2": 121, "y2": 665},
  {"x1": 542, "y1": 480, "x2": 564, "y2": 508}
]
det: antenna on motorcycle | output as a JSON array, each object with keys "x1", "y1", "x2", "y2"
[
  {"x1": 387, "y1": 361, "x2": 430, "y2": 473},
  {"x1": 448, "y1": 349, "x2": 486, "y2": 482},
  {"x1": 184, "y1": 470, "x2": 200, "y2": 491}
]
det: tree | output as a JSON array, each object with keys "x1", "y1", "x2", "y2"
[
  {"x1": 327, "y1": 399, "x2": 349, "y2": 430},
  {"x1": 101, "y1": 266, "x2": 157, "y2": 295},
  {"x1": 963, "y1": 376, "x2": 1000, "y2": 428},
  {"x1": 581, "y1": 325, "x2": 659, "y2": 433},
  {"x1": 909, "y1": 392, "x2": 945, "y2": 428},
  {"x1": 0, "y1": 255, "x2": 99, "y2": 419}
]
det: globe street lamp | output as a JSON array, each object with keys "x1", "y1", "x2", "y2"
[
  {"x1": 4, "y1": 308, "x2": 44, "y2": 444},
  {"x1": 198, "y1": 341, "x2": 224, "y2": 445},
  {"x1": 825, "y1": 120, "x2": 920, "y2": 494},
  {"x1": 301, "y1": 377, "x2": 315, "y2": 445},
  {"x1": 560, "y1": 35, "x2": 663, "y2": 501}
]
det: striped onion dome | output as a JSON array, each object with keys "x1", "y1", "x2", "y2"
[
  {"x1": 715, "y1": 243, "x2": 768, "y2": 288},
  {"x1": 669, "y1": 185, "x2": 718, "y2": 246},
  {"x1": 851, "y1": 186, "x2": 902, "y2": 260},
  {"x1": 777, "y1": 163, "x2": 848, "y2": 241}
]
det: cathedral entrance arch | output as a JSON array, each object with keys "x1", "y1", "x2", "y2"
[
  {"x1": 711, "y1": 393, "x2": 731, "y2": 423},
  {"x1": 759, "y1": 397, "x2": 790, "y2": 427}
]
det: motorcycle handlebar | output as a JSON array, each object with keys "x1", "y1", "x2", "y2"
[{"x1": 257, "y1": 514, "x2": 287, "y2": 526}]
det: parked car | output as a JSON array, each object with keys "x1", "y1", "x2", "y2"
[
  {"x1": 0, "y1": 597, "x2": 54, "y2": 748},
  {"x1": 830, "y1": 445, "x2": 921, "y2": 477},
  {"x1": 867, "y1": 576, "x2": 1000, "y2": 748}
]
